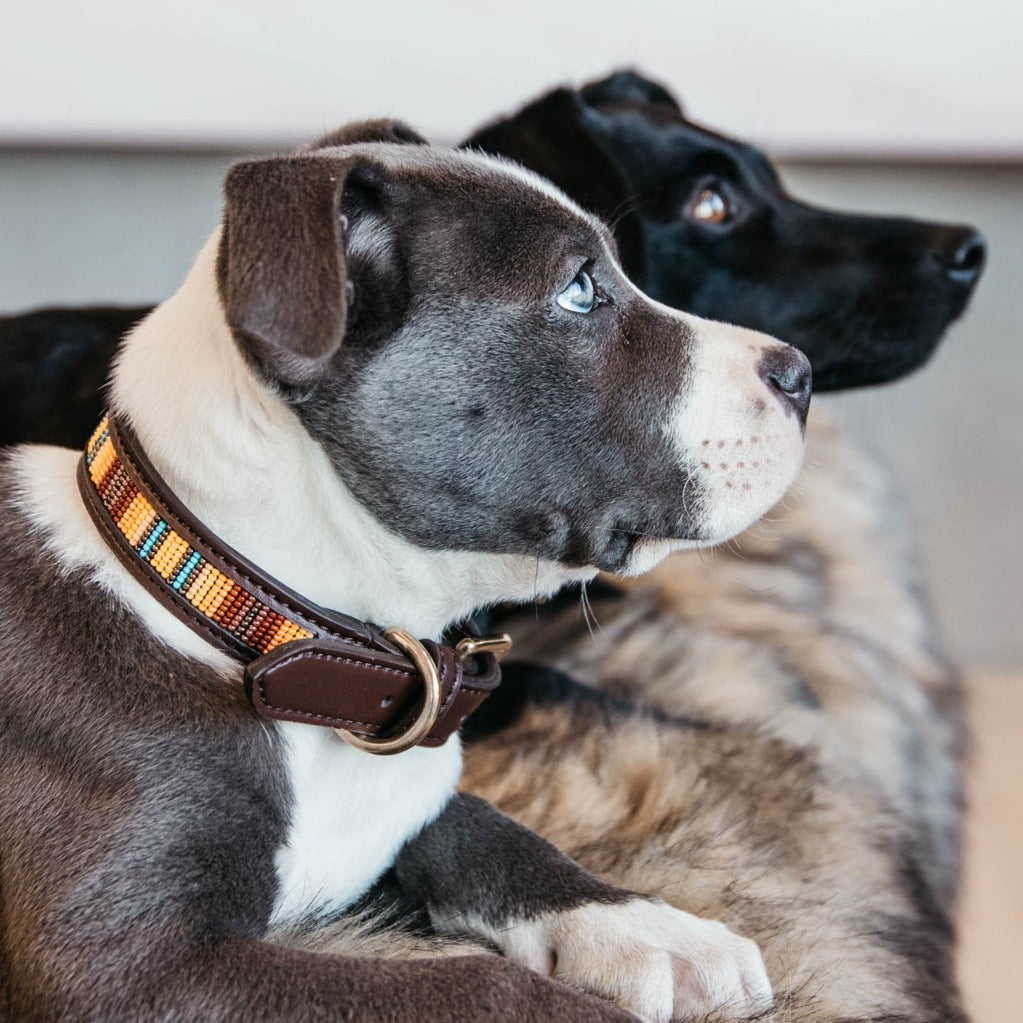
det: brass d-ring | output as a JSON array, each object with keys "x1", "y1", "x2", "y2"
[{"x1": 335, "y1": 627, "x2": 443, "y2": 756}]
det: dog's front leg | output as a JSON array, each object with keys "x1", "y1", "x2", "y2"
[{"x1": 394, "y1": 793, "x2": 772, "y2": 1022}]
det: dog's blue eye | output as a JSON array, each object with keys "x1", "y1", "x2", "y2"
[{"x1": 557, "y1": 270, "x2": 596, "y2": 314}]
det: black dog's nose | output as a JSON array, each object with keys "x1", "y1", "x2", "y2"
[
  {"x1": 759, "y1": 346, "x2": 812, "y2": 423},
  {"x1": 936, "y1": 228, "x2": 986, "y2": 287}
]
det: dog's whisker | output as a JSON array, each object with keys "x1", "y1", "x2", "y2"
[
  {"x1": 578, "y1": 580, "x2": 606, "y2": 641},
  {"x1": 607, "y1": 194, "x2": 648, "y2": 232}
]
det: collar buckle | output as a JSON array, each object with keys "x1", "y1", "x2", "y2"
[
  {"x1": 455, "y1": 633, "x2": 513, "y2": 663},
  {"x1": 335, "y1": 628, "x2": 444, "y2": 756}
]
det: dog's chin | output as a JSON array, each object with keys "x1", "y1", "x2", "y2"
[
  {"x1": 616, "y1": 536, "x2": 703, "y2": 578},
  {"x1": 618, "y1": 451, "x2": 805, "y2": 578},
  {"x1": 810, "y1": 329, "x2": 943, "y2": 391}
]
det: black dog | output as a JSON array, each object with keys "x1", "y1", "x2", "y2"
[
  {"x1": 0, "y1": 70, "x2": 983, "y2": 451},
  {"x1": 466, "y1": 71, "x2": 984, "y2": 390}
]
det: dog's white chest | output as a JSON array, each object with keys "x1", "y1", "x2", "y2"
[{"x1": 270, "y1": 722, "x2": 462, "y2": 924}]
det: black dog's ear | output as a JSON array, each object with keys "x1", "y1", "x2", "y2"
[
  {"x1": 579, "y1": 70, "x2": 683, "y2": 117},
  {"x1": 218, "y1": 154, "x2": 374, "y2": 381},
  {"x1": 306, "y1": 118, "x2": 428, "y2": 152},
  {"x1": 462, "y1": 88, "x2": 646, "y2": 281}
]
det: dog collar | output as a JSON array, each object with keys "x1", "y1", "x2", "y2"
[{"x1": 77, "y1": 415, "x2": 508, "y2": 754}]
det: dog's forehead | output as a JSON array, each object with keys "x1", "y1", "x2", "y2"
[
  {"x1": 593, "y1": 105, "x2": 775, "y2": 185},
  {"x1": 313, "y1": 140, "x2": 614, "y2": 246}
]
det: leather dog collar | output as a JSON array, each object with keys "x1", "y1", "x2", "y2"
[{"x1": 77, "y1": 415, "x2": 507, "y2": 754}]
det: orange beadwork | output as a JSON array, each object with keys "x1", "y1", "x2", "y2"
[{"x1": 84, "y1": 417, "x2": 313, "y2": 655}]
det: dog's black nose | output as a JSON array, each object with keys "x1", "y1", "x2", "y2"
[
  {"x1": 759, "y1": 346, "x2": 812, "y2": 422},
  {"x1": 935, "y1": 228, "x2": 986, "y2": 288}
]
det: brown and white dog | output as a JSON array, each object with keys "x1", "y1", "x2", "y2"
[{"x1": 0, "y1": 122, "x2": 810, "y2": 1021}]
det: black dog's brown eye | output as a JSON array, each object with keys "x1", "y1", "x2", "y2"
[{"x1": 690, "y1": 187, "x2": 729, "y2": 224}]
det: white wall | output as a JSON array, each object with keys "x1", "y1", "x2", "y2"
[{"x1": 2, "y1": 0, "x2": 1021, "y2": 157}]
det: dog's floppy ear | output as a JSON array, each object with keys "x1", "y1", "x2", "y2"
[
  {"x1": 218, "y1": 154, "x2": 372, "y2": 382},
  {"x1": 461, "y1": 88, "x2": 646, "y2": 281},
  {"x1": 579, "y1": 70, "x2": 684, "y2": 118},
  {"x1": 306, "y1": 118, "x2": 428, "y2": 152}
]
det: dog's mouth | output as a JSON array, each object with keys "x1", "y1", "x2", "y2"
[
  {"x1": 559, "y1": 473, "x2": 788, "y2": 576},
  {"x1": 533, "y1": 502, "x2": 706, "y2": 577},
  {"x1": 784, "y1": 292, "x2": 971, "y2": 391}
]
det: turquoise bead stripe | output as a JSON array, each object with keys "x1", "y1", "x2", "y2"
[
  {"x1": 139, "y1": 521, "x2": 168, "y2": 559},
  {"x1": 172, "y1": 551, "x2": 203, "y2": 591},
  {"x1": 85, "y1": 427, "x2": 109, "y2": 465}
]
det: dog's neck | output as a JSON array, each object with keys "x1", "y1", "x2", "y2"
[{"x1": 109, "y1": 232, "x2": 592, "y2": 640}]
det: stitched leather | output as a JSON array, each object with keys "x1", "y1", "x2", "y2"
[{"x1": 77, "y1": 414, "x2": 501, "y2": 748}]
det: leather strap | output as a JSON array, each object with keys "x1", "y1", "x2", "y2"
[{"x1": 77, "y1": 415, "x2": 503, "y2": 749}]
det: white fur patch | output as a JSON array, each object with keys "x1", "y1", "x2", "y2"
[
  {"x1": 270, "y1": 724, "x2": 462, "y2": 922},
  {"x1": 11, "y1": 441, "x2": 464, "y2": 922},
  {"x1": 667, "y1": 318, "x2": 806, "y2": 545},
  {"x1": 456, "y1": 898, "x2": 772, "y2": 1023}
]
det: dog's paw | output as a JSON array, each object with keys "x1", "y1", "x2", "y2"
[{"x1": 487, "y1": 898, "x2": 772, "y2": 1022}]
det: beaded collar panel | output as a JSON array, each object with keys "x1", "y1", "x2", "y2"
[{"x1": 83, "y1": 417, "x2": 314, "y2": 656}]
